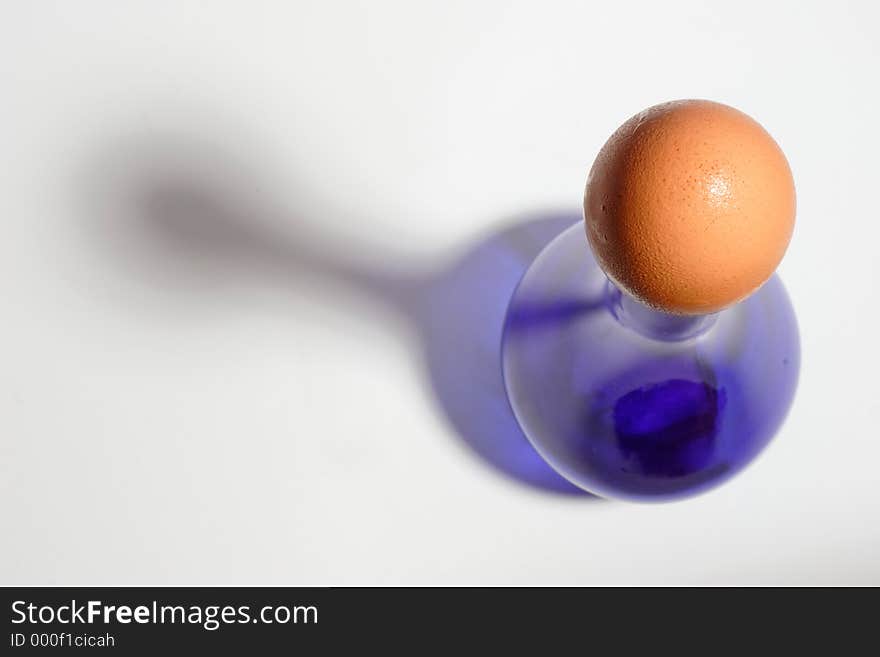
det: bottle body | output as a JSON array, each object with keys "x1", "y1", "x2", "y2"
[{"x1": 502, "y1": 224, "x2": 799, "y2": 502}]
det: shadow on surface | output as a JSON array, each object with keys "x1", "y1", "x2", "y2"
[{"x1": 82, "y1": 136, "x2": 597, "y2": 497}]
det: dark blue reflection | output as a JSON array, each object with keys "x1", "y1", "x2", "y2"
[
  {"x1": 505, "y1": 298, "x2": 606, "y2": 331},
  {"x1": 613, "y1": 379, "x2": 725, "y2": 477}
]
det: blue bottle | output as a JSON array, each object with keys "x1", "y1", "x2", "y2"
[{"x1": 502, "y1": 224, "x2": 799, "y2": 501}]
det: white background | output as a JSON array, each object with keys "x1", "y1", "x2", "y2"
[{"x1": 2, "y1": 1, "x2": 878, "y2": 585}]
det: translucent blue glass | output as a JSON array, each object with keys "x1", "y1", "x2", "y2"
[{"x1": 502, "y1": 224, "x2": 800, "y2": 502}]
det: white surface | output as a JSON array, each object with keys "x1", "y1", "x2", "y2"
[{"x1": 2, "y1": 1, "x2": 878, "y2": 585}]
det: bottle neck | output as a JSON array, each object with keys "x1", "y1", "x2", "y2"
[{"x1": 605, "y1": 281, "x2": 717, "y2": 342}]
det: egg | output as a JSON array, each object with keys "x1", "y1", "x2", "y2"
[{"x1": 584, "y1": 99, "x2": 795, "y2": 315}]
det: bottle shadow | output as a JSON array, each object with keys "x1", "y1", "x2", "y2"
[{"x1": 82, "y1": 136, "x2": 600, "y2": 497}]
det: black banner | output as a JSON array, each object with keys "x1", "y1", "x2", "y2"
[{"x1": 0, "y1": 587, "x2": 871, "y2": 652}]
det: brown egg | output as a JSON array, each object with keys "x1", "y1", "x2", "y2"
[{"x1": 584, "y1": 99, "x2": 795, "y2": 315}]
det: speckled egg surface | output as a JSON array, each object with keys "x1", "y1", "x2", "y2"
[{"x1": 584, "y1": 99, "x2": 795, "y2": 315}]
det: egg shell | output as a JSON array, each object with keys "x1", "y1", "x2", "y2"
[{"x1": 584, "y1": 99, "x2": 795, "y2": 315}]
